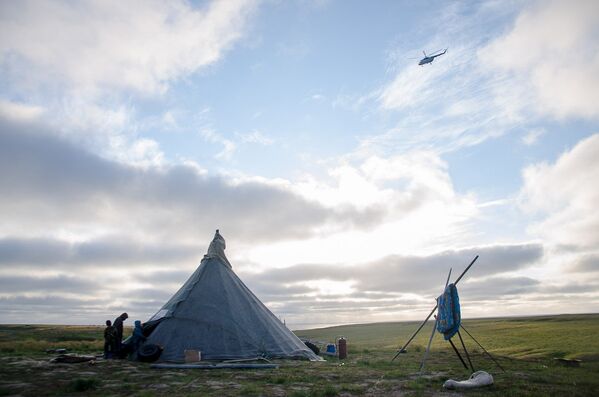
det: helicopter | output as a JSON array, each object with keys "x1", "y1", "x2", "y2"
[{"x1": 418, "y1": 48, "x2": 447, "y2": 65}]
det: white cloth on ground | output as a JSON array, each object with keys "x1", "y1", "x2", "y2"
[{"x1": 443, "y1": 370, "x2": 494, "y2": 389}]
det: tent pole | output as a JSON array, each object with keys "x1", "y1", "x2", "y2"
[
  {"x1": 448, "y1": 338, "x2": 469, "y2": 370},
  {"x1": 460, "y1": 324, "x2": 506, "y2": 373},
  {"x1": 457, "y1": 330, "x2": 475, "y2": 372},
  {"x1": 453, "y1": 255, "x2": 479, "y2": 285},
  {"x1": 444, "y1": 268, "x2": 453, "y2": 289},
  {"x1": 419, "y1": 317, "x2": 438, "y2": 373},
  {"x1": 420, "y1": 268, "x2": 452, "y2": 373}
]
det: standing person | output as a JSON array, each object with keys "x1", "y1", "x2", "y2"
[
  {"x1": 103, "y1": 320, "x2": 117, "y2": 359},
  {"x1": 113, "y1": 312, "x2": 128, "y2": 356},
  {"x1": 129, "y1": 320, "x2": 146, "y2": 359}
]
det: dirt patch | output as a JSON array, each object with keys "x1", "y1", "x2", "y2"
[
  {"x1": 9, "y1": 359, "x2": 46, "y2": 367},
  {"x1": 148, "y1": 383, "x2": 170, "y2": 389},
  {"x1": 205, "y1": 380, "x2": 241, "y2": 389},
  {"x1": 1, "y1": 382, "x2": 32, "y2": 389},
  {"x1": 100, "y1": 381, "x2": 123, "y2": 389},
  {"x1": 270, "y1": 386, "x2": 286, "y2": 396},
  {"x1": 76, "y1": 371, "x2": 98, "y2": 376}
]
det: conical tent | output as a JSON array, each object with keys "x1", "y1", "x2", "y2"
[{"x1": 144, "y1": 230, "x2": 320, "y2": 362}]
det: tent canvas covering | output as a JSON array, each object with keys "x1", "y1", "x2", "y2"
[{"x1": 143, "y1": 230, "x2": 320, "y2": 362}]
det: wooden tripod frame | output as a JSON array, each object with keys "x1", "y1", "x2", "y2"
[{"x1": 391, "y1": 255, "x2": 505, "y2": 373}]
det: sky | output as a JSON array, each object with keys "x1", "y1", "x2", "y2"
[{"x1": 0, "y1": 0, "x2": 598, "y2": 329}]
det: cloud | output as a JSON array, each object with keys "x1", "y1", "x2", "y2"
[
  {"x1": 379, "y1": 61, "x2": 448, "y2": 111},
  {"x1": 120, "y1": 138, "x2": 165, "y2": 167},
  {"x1": 2, "y1": 114, "x2": 455, "y2": 326},
  {"x1": 120, "y1": 288, "x2": 176, "y2": 304},
  {"x1": 0, "y1": 1, "x2": 597, "y2": 328},
  {"x1": 481, "y1": 0, "x2": 599, "y2": 120},
  {"x1": 199, "y1": 127, "x2": 237, "y2": 160},
  {"x1": 0, "y1": 294, "x2": 159, "y2": 324},
  {"x1": 366, "y1": 1, "x2": 598, "y2": 159},
  {"x1": 520, "y1": 133, "x2": 599, "y2": 249},
  {"x1": 0, "y1": 0, "x2": 261, "y2": 166},
  {"x1": 0, "y1": 0, "x2": 259, "y2": 95},
  {"x1": 238, "y1": 130, "x2": 274, "y2": 146},
  {"x1": 571, "y1": 254, "x2": 599, "y2": 273},
  {"x1": 460, "y1": 276, "x2": 540, "y2": 299},
  {"x1": 235, "y1": 144, "x2": 502, "y2": 271},
  {"x1": 243, "y1": 242, "x2": 543, "y2": 296},
  {"x1": 273, "y1": 149, "x2": 482, "y2": 264},
  {"x1": 521, "y1": 128, "x2": 545, "y2": 146},
  {"x1": 136, "y1": 270, "x2": 197, "y2": 286},
  {"x1": 239, "y1": 243, "x2": 547, "y2": 328},
  {"x1": 296, "y1": 151, "x2": 471, "y2": 212},
  {"x1": 0, "y1": 295, "x2": 96, "y2": 308},
  {"x1": 0, "y1": 100, "x2": 45, "y2": 122},
  {"x1": 0, "y1": 116, "x2": 393, "y2": 251},
  {"x1": 540, "y1": 281, "x2": 599, "y2": 294},
  {"x1": 364, "y1": 4, "x2": 525, "y2": 156},
  {"x1": 198, "y1": 128, "x2": 274, "y2": 162},
  {"x1": 0, "y1": 274, "x2": 98, "y2": 294},
  {"x1": 0, "y1": 237, "x2": 200, "y2": 268}
]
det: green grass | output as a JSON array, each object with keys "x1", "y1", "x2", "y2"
[
  {"x1": 0, "y1": 324, "x2": 111, "y2": 355},
  {"x1": 238, "y1": 384, "x2": 262, "y2": 396},
  {"x1": 0, "y1": 314, "x2": 598, "y2": 396},
  {"x1": 66, "y1": 378, "x2": 100, "y2": 392},
  {"x1": 296, "y1": 313, "x2": 599, "y2": 360}
]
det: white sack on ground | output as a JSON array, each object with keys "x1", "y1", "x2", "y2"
[{"x1": 443, "y1": 370, "x2": 494, "y2": 389}]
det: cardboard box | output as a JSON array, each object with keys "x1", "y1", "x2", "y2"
[{"x1": 184, "y1": 349, "x2": 201, "y2": 362}]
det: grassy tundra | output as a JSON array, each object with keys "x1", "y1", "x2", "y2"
[{"x1": 0, "y1": 314, "x2": 598, "y2": 396}]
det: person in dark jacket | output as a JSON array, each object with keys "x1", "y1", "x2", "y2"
[
  {"x1": 113, "y1": 312, "x2": 128, "y2": 354},
  {"x1": 103, "y1": 320, "x2": 117, "y2": 359}
]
